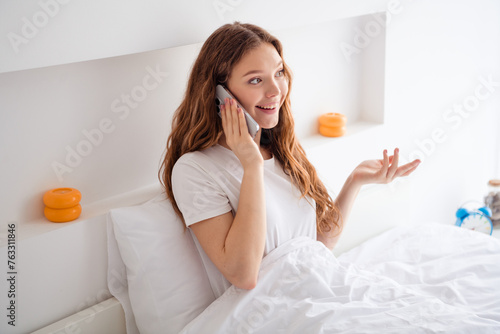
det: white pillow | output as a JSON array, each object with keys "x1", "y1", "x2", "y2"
[{"x1": 107, "y1": 193, "x2": 216, "y2": 334}]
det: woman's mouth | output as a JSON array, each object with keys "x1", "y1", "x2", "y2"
[{"x1": 256, "y1": 103, "x2": 279, "y2": 114}]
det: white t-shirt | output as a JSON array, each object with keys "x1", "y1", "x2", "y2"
[{"x1": 172, "y1": 144, "x2": 317, "y2": 297}]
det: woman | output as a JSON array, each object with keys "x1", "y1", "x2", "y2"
[{"x1": 159, "y1": 22, "x2": 420, "y2": 293}]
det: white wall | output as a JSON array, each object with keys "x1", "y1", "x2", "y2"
[
  {"x1": 1, "y1": 0, "x2": 499, "y2": 332},
  {"x1": 0, "y1": 0, "x2": 388, "y2": 74},
  {"x1": 383, "y1": 0, "x2": 500, "y2": 224},
  {"x1": 0, "y1": 43, "x2": 200, "y2": 227}
]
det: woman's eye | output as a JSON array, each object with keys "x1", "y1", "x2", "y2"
[
  {"x1": 276, "y1": 69, "x2": 285, "y2": 77},
  {"x1": 249, "y1": 78, "x2": 261, "y2": 84}
]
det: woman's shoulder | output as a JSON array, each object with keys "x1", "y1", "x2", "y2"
[
  {"x1": 172, "y1": 150, "x2": 211, "y2": 183},
  {"x1": 174, "y1": 145, "x2": 229, "y2": 171},
  {"x1": 175, "y1": 150, "x2": 204, "y2": 165}
]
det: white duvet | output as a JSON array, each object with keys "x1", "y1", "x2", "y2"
[{"x1": 180, "y1": 224, "x2": 500, "y2": 333}]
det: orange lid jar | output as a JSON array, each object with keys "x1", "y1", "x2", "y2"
[
  {"x1": 43, "y1": 188, "x2": 82, "y2": 222},
  {"x1": 319, "y1": 113, "x2": 347, "y2": 137}
]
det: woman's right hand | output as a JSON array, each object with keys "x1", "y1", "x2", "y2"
[{"x1": 220, "y1": 98, "x2": 263, "y2": 169}]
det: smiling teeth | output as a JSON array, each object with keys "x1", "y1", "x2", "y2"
[{"x1": 258, "y1": 105, "x2": 276, "y2": 110}]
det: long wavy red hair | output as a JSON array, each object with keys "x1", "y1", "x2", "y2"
[{"x1": 159, "y1": 22, "x2": 341, "y2": 236}]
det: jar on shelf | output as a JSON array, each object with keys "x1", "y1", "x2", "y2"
[{"x1": 484, "y1": 179, "x2": 500, "y2": 227}]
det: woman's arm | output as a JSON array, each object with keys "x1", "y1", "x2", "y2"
[
  {"x1": 318, "y1": 149, "x2": 421, "y2": 250},
  {"x1": 190, "y1": 99, "x2": 266, "y2": 290},
  {"x1": 190, "y1": 162, "x2": 265, "y2": 290},
  {"x1": 317, "y1": 173, "x2": 361, "y2": 249}
]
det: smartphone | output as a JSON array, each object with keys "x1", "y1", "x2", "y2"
[{"x1": 215, "y1": 84, "x2": 259, "y2": 138}]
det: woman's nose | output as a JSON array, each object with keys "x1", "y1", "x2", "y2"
[{"x1": 265, "y1": 80, "x2": 280, "y2": 98}]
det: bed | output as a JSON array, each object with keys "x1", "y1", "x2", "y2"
[{"x1": 100, "y1": 193, "x2": 500, "y2": 334}]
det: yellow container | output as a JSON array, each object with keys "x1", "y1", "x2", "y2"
[
  {"x1": 319, "y1": 113, "x2": 346, "y2": 137},
  {"x1": 44, "y1": 204, "x2": 82, "y2": 223},
  {"x1": 43, "y1": 188, "x2": 82, "y2": 222}
]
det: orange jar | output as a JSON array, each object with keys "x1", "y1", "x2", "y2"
[
  {"x1": 319, "y1": 113, "x2": 346, "y2": 137},
  {"x1": 43, "y1": 188, "x2": 82, "y2": 222}
]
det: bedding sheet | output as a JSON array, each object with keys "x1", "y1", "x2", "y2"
[{"x1": 180, "y1": 224, "x2": 500, "y2": 333}]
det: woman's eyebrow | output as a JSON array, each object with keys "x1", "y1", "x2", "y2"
[{"x1": 242, "y1": 60, "x2": 283, "y2": 77}]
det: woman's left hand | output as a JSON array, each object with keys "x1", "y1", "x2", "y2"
[{"x1": 351, "y1": 148, "x2": 420, "y2": 187}]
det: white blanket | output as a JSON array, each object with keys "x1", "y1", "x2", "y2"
[{"x1": 180, "y1": 224, "x2": 500, "y2": 333}]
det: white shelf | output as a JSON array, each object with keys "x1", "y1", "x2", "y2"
[
  {"x1": 0, "y1": 183, "x2": 162, "y2": 247},
  {"x1": 300, "y1": 121, "x2": 384, "y2": 151},
  {"x1": 299, "y1": 121, "x2": 386, "y2": 193}
]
